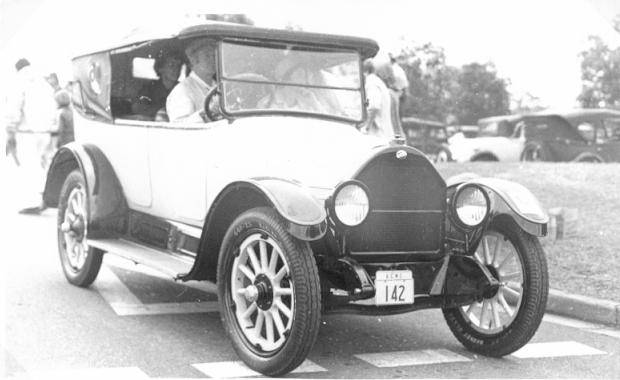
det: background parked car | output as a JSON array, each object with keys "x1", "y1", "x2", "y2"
[
  {"x1": 518, "y1": 109, "x2": 620, "y2": 162},
  {"x1": 448, "y1": 115, "x2": 525, "y2": 162},
  {"x1": 449, "y1": 109, "x2": 620, "y2": 163},
  {"x1": 401, "y1": 116, "x2": 452, "y2": 162}
]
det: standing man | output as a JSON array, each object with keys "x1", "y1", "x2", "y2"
[
  {"x1": 166, "y1": 39, "x2": 217, "y2": 122},
  {"x1": 361, "y1": 58, "x2": 393, "y2": 139},
  {"x1": 5, "y1": 58, "x2": 57, "y2": 214}
]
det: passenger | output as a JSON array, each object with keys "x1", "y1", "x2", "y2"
[
  {"x1": 133, "y1": 50, "x2": 183, "y2": 119},
  {"x1": 166, "y1": 39, "x2": 217, "y2": 122}
]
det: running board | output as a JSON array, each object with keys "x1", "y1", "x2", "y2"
[{"x1": 88, "y1": 238, "x2": 194, "y2": 280}]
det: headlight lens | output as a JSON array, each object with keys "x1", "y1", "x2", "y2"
[
  {"x1": 333, "y1": 182, "x2": 370, "y2": 227},
  {"x1": 454, "y1": 185, "x2": 489, "y2": 227}
]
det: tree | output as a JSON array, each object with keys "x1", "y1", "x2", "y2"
[
  {"x1": 394, "y1": 42, "x2": 510, "y2": 124},
  {"x1": 452, "y1": 62, "x2": 510, "y2": 124},
  {"x1": 397, "y1": 43, "x2": 458, "y2": 122},
  {"x1": 578, "y1": 35, "x2": 620, "y2": 108}
]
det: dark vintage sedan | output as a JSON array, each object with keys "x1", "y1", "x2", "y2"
[
  {"x1": 401, "y1": 116, "x2": 452, "y2": 162},
  {"x1": 479, "y1": 109, "x2": 620, "y2": 162},
  {"x1": 43, "y1": 20, "x2": 549, "y2": 376}
]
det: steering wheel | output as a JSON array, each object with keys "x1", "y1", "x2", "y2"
[{"x1": 203, "y1": 85, "x2": 221, "y2": 122}]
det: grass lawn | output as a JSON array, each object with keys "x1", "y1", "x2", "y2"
[{"x1": 436, "y1": 162, "x2": 620, "y2": 302}]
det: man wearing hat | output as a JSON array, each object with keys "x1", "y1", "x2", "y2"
[{"x1": 167, "y1": 39, "x2": 217, "y2": 122}]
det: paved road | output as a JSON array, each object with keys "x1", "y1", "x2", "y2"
[{"x1": 3, "y1": 210, "x2": 620, "y2": 379}]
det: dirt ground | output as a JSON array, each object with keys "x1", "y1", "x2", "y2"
[{"x1": 436, "y1": 162, "x2": 620, "y2": 302}]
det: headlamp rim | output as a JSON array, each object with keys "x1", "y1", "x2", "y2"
[
  {"x1": 451, "y1": 183, "x2": 491, "y2": 229},
  {"x1": 328, "y1": 179, "x2": 371, "y2": 228}
]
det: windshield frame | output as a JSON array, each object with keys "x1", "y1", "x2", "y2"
[{"x1": 215, "y1": 39, "x2": 367, "y2": 124}]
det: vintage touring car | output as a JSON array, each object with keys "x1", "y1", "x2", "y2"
[{"x1": 44, "y1": 20, "x2": 549, "y2": 376}]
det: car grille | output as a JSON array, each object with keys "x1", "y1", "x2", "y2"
[{"x1": 348, "y1": 149, "x2": 446, "y2": 261}]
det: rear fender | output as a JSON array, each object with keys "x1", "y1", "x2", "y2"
[{"x1": 43, "y1": 143, "x2": 126, "y2": 236}]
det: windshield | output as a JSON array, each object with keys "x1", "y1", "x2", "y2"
[{"x1": 220, "y1": 41, "x2": 363, "y2": 122}]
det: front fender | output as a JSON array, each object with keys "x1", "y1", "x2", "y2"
[
  {"x1": 246, "y1": 177, "x2": 328, "y2": 240},
  {"x1": 184, "y1": 178, "x2": 327, "y2": 282},
  {"x1": 449, "y1": 176, "x2": 548, "y2": 236}
]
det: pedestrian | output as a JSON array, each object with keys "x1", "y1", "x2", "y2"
[
  {"x1": 54, "y1": 90, "x2": 74, "y2": 148},
  {"x1": 373, "y1": 59, "x2": 405, "y2": 138},
  {"x1": 360, "y1": 58, "x2": 394, "y2": 139},
  {"x1": 5, "y1": 58, "x2": 58, "y2": 214},
  {"x1": 389, "y1": 53, "x2": 409, "y2": 126}
]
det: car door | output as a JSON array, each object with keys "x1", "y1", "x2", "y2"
[
  {"x1": 597, "y1": 117, "x2": 620, "y2": 162},
  {"x1": 147, "y1": 119, "x2": 231, "y2": 225},
  {"x1": 536, "y1": 117, "x2": 588, "y2": 161}
]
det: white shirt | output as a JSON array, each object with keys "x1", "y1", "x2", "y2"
[
  {"x1": 5, "y1": 66, "x2": 56, "y2": 133},
  {"x1": 166, "y1": 71, "x2": 212, "y2": 122},
  {"x1": 364, "y1": 73, "x2": 393, "y2": 138}
]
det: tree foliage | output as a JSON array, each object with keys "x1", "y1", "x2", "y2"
[
  {"x1": 453, "y1": 62, "x2": 511, "y2": 125},
  {"x1": 395, "y1": 42, "x2": 510, "y2": 124},
  {"x1": 578, "y1": 35, "x2": 620, "y2": 108}
]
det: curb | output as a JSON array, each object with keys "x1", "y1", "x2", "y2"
[{"x1": 547, "y1": 289, "x2": 620, "y2": 327}]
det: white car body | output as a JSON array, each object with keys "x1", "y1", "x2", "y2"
[
  {"x1": 448, "y1": 131, "x2": 525, "y2": 162},
  {"x1": 77, "y1": 115, "x2": 387, "y2": 226}
]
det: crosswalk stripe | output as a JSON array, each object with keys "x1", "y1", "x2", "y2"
[
  {"x1": 103, "y1": 255, "x2": 217, "y2": 294},
  {"x1": 110, "y1": 300, "x2": 219, "y2": 316},
  {"x1": 22, "y1": 367, "x2": 150, "y2": 379},
  {"x1": 354, "y1": 348, "x2": 472, "y2": 368},
  {"x1": 192, "y1": 359, "x2": 327, "y2": 378},
  {"x1": 94, "y1": 265, "x2": 219, "y2": 316},
  {"x1": 511, "y1": 341, "x2": 606, "y2": 359}
]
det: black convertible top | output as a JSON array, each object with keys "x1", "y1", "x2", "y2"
[{"x1": 72, "y1": 20, "x2": 379, "y2": 60}]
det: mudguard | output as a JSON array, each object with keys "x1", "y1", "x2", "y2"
[
  {"x1": 43, "y1": 143, "x2": 126, "y2": 236},
  {"x1": 218, "y1": 178, "x2": 327, "y2": 241},
  {"x1": 448, "y1": 175, "x2": 548, "y2": 237},
  {"x1": 184, "y1": 178, "x2": 327, "y2": 282}
]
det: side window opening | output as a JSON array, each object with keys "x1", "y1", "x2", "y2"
[
  {"x1": 577, "y1": 122, "x2": 595, "y2": 142},
  {"x1": 110, "y1": 44, "x2": 186, "y2": 122},
  {"x1": 604, "y1": 118, "x2": 620, "y2": 141}
]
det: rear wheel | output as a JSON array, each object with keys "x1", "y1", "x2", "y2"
[
  {"x1": 57, "y1": 170, "x2": 103, "y2": 287},
  {"x1": 442, "y1": 217, "x2": 548, "y2": 357},
  {"x1": 217, "y1": 207, "x2": 321, "y2": 376}
]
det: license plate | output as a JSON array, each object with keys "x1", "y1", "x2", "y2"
[{"x1": 375, "y1": 270, "x2": 414, "y2": 305}]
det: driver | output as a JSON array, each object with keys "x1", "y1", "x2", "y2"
[{"x1": 166, "y1": 38, "x2": 216, "y2": 122}]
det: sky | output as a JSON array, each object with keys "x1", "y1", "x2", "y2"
[{"x1": 1, "y1": 0, "x2": 620, "y2": 110}]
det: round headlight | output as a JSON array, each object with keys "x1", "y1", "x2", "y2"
[
  {"x1": 454, "y1": 185, "x2": 489, "y2": 227},
  {"x1": 333, "y1": 182, "x2": 370, "y2": 227}
]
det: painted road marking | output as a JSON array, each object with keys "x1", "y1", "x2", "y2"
[
  {"x1": 544, "y1": 314, "x2": 620, "y2": 340},
  {"x1": 93, "y1": 265, "x2": 219, "y2": 316},
  {"x1": 354, "y1": 348, "x2": 472, "y2": 368},
  {"x1": 512, "y1": 341, "x2": 606, "y2": 359},
  {"x1": 103, "y1": 255, "x2": 217, "y2": 293},
  {"x1": 19, "y1": 367, "x2": 150, "y2": 379},
  {"x1": 192, "y1": 359, "x2": 327, "y2": 378}
]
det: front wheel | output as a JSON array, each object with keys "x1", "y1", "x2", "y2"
[
  {"x1": 442, "y1": 217, "x2": 548, "y2": 357},
  {"x1": 217, "y1": 207, "x2": 321, "y2": 376},
  {"x1": 57, "y1": 170, "x2": 103, "y2": 287},
  {"x1": 520, "y1": 142, "x2": 547, "y2": 162}
]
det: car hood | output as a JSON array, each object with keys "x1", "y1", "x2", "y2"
[{"x1": 211, "y1": 116, "x2": 389, "y2": 194}]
